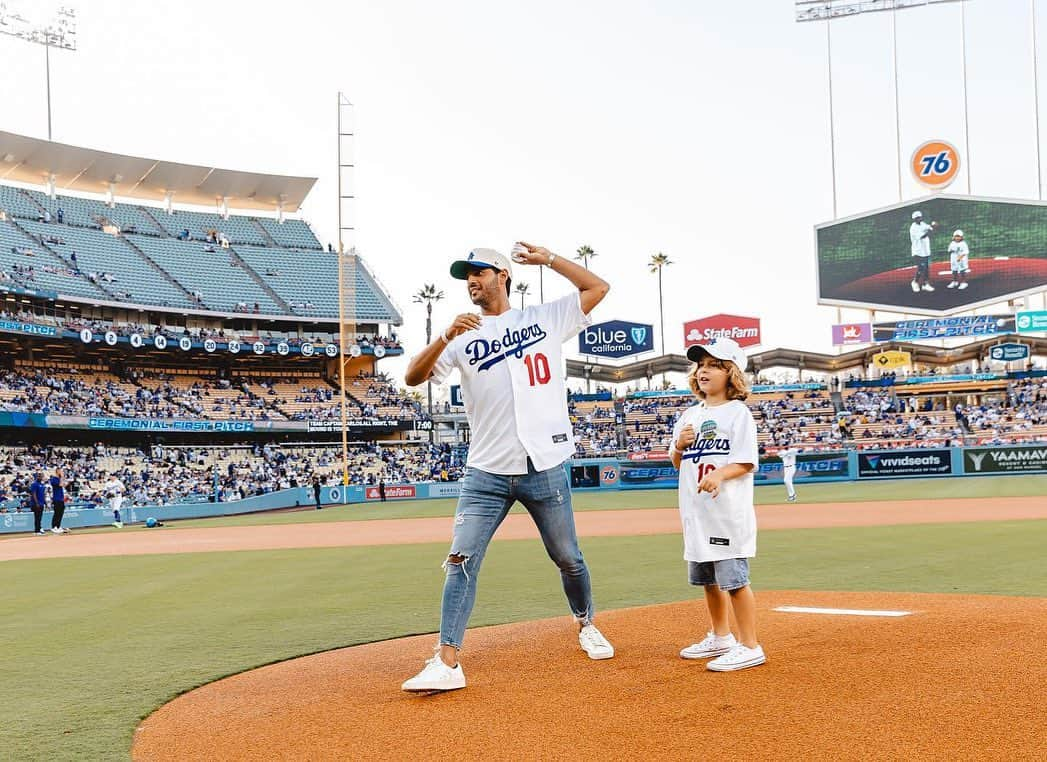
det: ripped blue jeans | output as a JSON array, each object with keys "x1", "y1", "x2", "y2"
[{"x1": 440, "y1": 460, "x2": 594, "y2": 649}]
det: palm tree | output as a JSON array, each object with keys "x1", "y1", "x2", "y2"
[
  {"x1": 514, "y1": 281, "x2": 530, "y2": 309},
  {"x1": 412, "y1": 284, "x2": 444, "y2": 439},
  {"x1": 575, "y1": 245, "x2": 596, "y2": 270},
  {"x1": 648, "y1": 252, "x2": 673, "y2": 356}
]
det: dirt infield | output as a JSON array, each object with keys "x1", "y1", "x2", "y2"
[
  {"x1": 4, "y1": 495, "x2": 1046, "y2": 562},
  {"x1": 132, "y1": 590, "x2": 1047, "y2": 761}
]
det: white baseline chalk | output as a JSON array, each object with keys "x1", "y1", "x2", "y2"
[{"x1": 774, "y1": 606, "x2": 913, "y2": 617}]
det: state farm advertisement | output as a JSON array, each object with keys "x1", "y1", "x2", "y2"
[
  {"x1": 365, "y1": 485, "x2": 416, "y2": 500},
  {"x1": 683, "y1": 314, "x2": 761, "y2": 349}
]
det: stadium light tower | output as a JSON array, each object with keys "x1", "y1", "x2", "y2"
[
  {"x1": 798, "y1": 1, "x2": 974, "y2": 214},
  {"x1": 795, "y1": 0, "x2": 966, "y2": 23},
  {"x1": 0, "y1": 2, "x2": 78, "y2": 141}
]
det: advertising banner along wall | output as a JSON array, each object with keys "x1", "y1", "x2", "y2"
[
  {"x1": 857, "y1": 449, "x2": 953, "y2": 478},
  {"x1": 963, "y1": 446, "x2": 1047, "y2": 474}
]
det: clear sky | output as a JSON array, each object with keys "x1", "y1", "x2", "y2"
[{"x1": 2, "y1": 0, "x2": 1044, "y2": 388}]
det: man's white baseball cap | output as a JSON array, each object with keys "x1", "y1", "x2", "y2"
[
  {"x1": 912, "y1": 210, "x2": 923, "y2": 219},
  {"x1": 686, "y1": 336, "x2": 748, "y2": 371},
  {"x1": 953, "y1": 229, "x2": 964, "y2": 237},
  {"x1": 450, "y1": 248, "x2": 514, "y2": 280}
]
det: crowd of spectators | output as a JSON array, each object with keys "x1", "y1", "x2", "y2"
[
  {"x1": 0, "y1": 366, "x2": 423, "y2": 423},
  {"x1": 0, "y1": 441, "x2": 465, "y2": 512}
]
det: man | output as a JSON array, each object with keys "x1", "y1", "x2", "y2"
[
  {"x1": 50, "y1": 467, "x2": 68, "y2": 533},
  {"x1": 378, "y1": 477, "x2": 386, "y2": 503},
  {"x1": 401, "y1": 242, "x2": 613, "y2": 693},
  {"x1": 909, "y1": 211, "x2": 939, "y2": 293},
  {"x1": 947, "y1": 229, "x2": 970, "y2": 290},
  {"x1": 778, "y1": 444, "x2": 799, "y2": 503},
  {"x1": 29, "y1": 472, "x2": 47, "y2": 536},
  {"x1": 312, "y1": 475, "x2": 323, "y2": 510},
  {"x1": 104, "y1": 472, "x2": 126, "y2": 528}
]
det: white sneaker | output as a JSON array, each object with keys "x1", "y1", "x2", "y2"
[
  {"x1": 707, "y1": 643, "x2": 766, "y2": 672},
  {"x1": 787, "y1": 494, "x2": 797, "y2": 503},
  {"x1": 37, "y1": 530, "x2": 48, "y2": 535},
  {"x1": 680, "y1": 631, "x2": 737, "y2": 660},
  {"x1": 910, "y1": 280, "x2": 920, "y2": 292},
  {"x1": 401, "y1": 654, "x2": 466, "y2": 692},
  {"x1": 50, "y1": 527, "x2": 62, "y2": 534},
  {"x1": 947, "y1": 281, "x2": 957, "y2": 288},
  {"x1": 578, "y1": 624, "x2": 615, "y2": 660},
  {"x1": 112, "y1": 522, "x2": 123, "y2": 528},
  {"x1": 958, "y1": 282, "x2": 968, "y2": 290},
  {"x1": 922, "y1": 284, "x2": 935, "y2": 292}
]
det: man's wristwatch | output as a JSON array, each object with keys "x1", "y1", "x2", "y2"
[{"x1": 547, "y1": 253, "x2": 556, "y2": 267}]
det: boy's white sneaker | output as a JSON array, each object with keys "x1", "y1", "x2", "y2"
[
  {"x1": 578, "y1": 624, "x2": 615, "y2": 660},
  {"x1": 958, "y1": 282, "x2": 968, "y2": 289},
  {"x1": 910, "y1": 280, "x2": 920, "y2": 292},
  {"x1": 680, "y1": 631, "x2": 737, "y2": 660},
  {"x1": 707, "y1": 643, "x2": 766, "y2": 672},
  {"x1": 401, "y1": 654, "x2": 466, "y2": 692}
]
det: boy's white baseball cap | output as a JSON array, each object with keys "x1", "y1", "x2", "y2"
[
  {"x1": 911, "y1": 210, "x2": 923, "y2": 219},
  {"x1": 686, "y1": 336, "x2": 748, "y2": 371},
  {"x1": 450, "y1": 248, "x2": 514, "y2": 280},
  {"x1": 953, "y1": 229, "x2": 964, "y2": 237}
]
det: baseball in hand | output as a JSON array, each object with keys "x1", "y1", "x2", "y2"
[{"x1": 510, "y1": 243, "x2": 529, "y2": 264}]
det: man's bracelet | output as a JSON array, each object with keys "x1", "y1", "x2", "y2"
[
  {"x1": 547, "y1": 253, "x2": 556, "y2": 267},
  {"x1": 671, "y1": 444, "x2": 684, "y2": 455},
  {"x1": 440, "y1": 330, "x2": 451, "y2": 344}
]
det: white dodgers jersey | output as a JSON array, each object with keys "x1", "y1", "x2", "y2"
[
  {"x1": 432, "y1": 293, "x2": 591, "y2": 475},
  {"x1": 671, "y1": 400, "x2": 759, "y2": 562}
]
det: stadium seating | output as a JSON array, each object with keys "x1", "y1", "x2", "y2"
[
  {"x1": 125, "y1": 234, "x2": 282, "y2": 313},
  {"x1": 16, "y1": 220, "x2": 196, "y2": 309},
  {"x1": 0, "y1": 219, "x2": 108, "y2": 300},
  {"x1": 232, "y1": 245, "x2": 399, "y2": 321},
  {"x1": 149, "y1": 208, "x2": 269, "y2": 246},
  {"x1": 0, "y1": 181, "x2": 395, "y2": 320},
  {"x1": 0, "y1": 184, "x2": 44, "y2": 219},
  {"x1": 255, "y1": 217, "x2": 323, "y2": 250}
]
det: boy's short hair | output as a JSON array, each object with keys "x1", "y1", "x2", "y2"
[{"x1": 687, "y1": 358, "x2": 750, "y2": 401}]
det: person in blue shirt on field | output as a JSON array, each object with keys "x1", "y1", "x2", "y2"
[
  {"x1": 50, "y1": 468, "x2": 68, "y2": 534},
  {"x1": 29, "y1": 473, "x2": 47, "y2": 536}
]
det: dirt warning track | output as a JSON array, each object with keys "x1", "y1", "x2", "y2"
[{"x1": 3, "y1": 495, "x2": 1045, "y2": 562}]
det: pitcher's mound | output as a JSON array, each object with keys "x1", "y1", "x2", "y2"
[{"x1": 134, "y1": 591, "x2": 1046, "y2": 760}]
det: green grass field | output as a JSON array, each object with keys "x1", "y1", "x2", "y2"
[
  {"x1": 24, "y1": 473, "x2": 1046, "y2": 535},
  {"x1": 2, "y1": 514, "x2": 1046, "y2": 760}
]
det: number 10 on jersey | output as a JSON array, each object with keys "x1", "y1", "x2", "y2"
[{"x1": 523, "y1": 353, "x2": 551, "y2": 386}]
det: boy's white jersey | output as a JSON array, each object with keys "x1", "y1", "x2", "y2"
[
  {"x1": 671, "y1": 400, "x2": 758, "y2": 562},
  {"x1": 910, "y1": 222, "x2": 933, "y2": 257},
  {"x1": 948, "y1": 240, "x2": 970, "y2": 271},
  {"x1": 432, "y1": 292, "x2": 591, "y2": 475},
  {"x1": 104, "y1": 477, "x2": 125, "y2": 497},
  {"x1": 779, "y1": 447, "x2": 798, "y2": 468}
]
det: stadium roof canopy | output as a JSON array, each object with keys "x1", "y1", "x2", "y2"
[{"x1": 0, "y1": 130, "x2": 316, "y2": 212}]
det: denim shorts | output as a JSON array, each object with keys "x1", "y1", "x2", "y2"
[{"x1": 688, "y1": 558, "x2": 750, "y2": 591}]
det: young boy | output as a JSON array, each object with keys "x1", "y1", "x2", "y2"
[
  {"x1": 670, "y1": 337, "x2": 765, "y2": 671},
  {"x1": 947, "y1": 230, "x2": 970, "y2": 290}
]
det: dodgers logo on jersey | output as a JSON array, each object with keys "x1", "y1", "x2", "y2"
[
  {"x1": 683, "y1": 419, "x2": 731, "y2": 462},
  {"x1": 465, "y1": 323, "x2": 549, "y2": 372}
]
